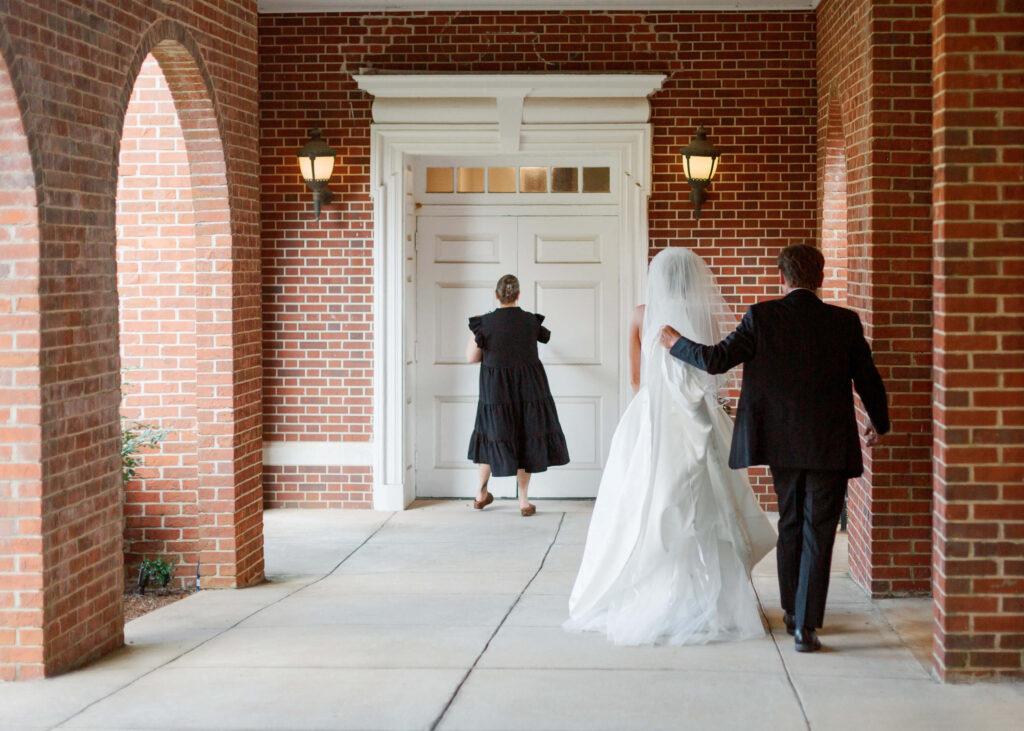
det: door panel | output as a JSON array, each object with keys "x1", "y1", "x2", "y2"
[
  {"x1": 534, "y1": 281, "x2": 603, "y2": 364},
  {"x1": 415, "y1": 213, "x2": 619, "y2": 499},
  {"x1": 415, "y1": 217, "x2": 517, "y2": 498},
  {"x1": 518, "y1": 217, "x2": 619, "y2": 498}
]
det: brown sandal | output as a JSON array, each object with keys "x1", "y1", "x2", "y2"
[
  {"x1": 520, "y1": 504, "x2": 536, "y2": 517},
  {"x1": 473, "y1": 490, "x2": 494, "y2": 509}
]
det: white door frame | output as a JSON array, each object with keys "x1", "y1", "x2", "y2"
[{"x1": 361, "y1": 76, "x2": 664, "y2": 510}]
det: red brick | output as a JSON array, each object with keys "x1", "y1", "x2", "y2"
[
  {"x1": 0, "y1": 0, "x2": 263, "y2": 680},
  {"x1": 931, "y1": 0, "x2": 1024, "y2": 681}
]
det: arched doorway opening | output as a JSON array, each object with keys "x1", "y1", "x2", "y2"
[
  {"x1": 116, "y1": 51, "x2": 199, "y2": 592},
  {"x1": 115, "y1": 37, "x2": 253, "y2": 594}
]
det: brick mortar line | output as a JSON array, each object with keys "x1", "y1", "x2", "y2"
[
  {"x1": 48, "y1": 511, "x2": 398, "y2": 731},
  {"x1": 429, "y1": 511, "x2": 567, "y2": 731}
]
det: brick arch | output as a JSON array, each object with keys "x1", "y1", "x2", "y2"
[
  {"x1": 0, "y1": 33, "x2": 44, "y2": 682},
  {"x1": 113, "y1": 25, "x2": 263, "y2": 590}
]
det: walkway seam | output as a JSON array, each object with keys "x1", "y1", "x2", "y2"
[
  {"x1": 49, "y1": 512, "x2": 398, "y2": 731},
  {"x1": 429, "y1": 511, "x2": 566, "y2": 731},
  {"x1": 752, "y1": 581, "x2": 813, "y2": 731}
]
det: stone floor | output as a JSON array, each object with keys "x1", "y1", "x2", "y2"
[{"x1": 3, "y1": 500, "x2": 1023, "y2": 730}]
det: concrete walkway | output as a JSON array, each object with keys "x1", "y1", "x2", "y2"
[{"x1": 3, "y1": 500, "x2": 1023, "y2": 730}]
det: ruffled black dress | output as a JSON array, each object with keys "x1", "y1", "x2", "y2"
[{"x1": 467, "y1": 307, "x2": 570, "y2": 476}]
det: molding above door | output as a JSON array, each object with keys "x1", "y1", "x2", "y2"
[
  {"x1": 262, "y1": 2, "x2": 819, "y2": 12},
  {"x1": 355, "y1": 74, "x2": 665, "y2": 153}
]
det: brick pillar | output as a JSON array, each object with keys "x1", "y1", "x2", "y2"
[
  {"x1": 818, "y1": 0, "x2": 934, "y2": 599},
  {"x1": 932, "y1": 0, "x2": 1024, "y2": 681},
  {"x1": 851, "y1": 0, "x2": 934, "y2": 596}
]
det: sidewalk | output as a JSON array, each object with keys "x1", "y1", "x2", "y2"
[{"x1": 2, "y1": 500, "x2": 1022, "y2": 730}]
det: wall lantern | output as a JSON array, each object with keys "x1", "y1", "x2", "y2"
[
  {"x1": 679, "y1": 125, "x2": 722, "y2": 221},
  {"x1": 297, "y1": 128, "x2": 336, "y2": 219}
]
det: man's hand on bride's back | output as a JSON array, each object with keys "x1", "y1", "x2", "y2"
[{"x1": 659, "y1": 325, "x2": 682, "y2": 350}]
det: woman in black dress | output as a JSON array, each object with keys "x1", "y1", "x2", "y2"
[{"x1": 466, "y1": 274, "x2": 570, "y2": 516}]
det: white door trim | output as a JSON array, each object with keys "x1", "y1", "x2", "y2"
[{"x1": 368, "y1": 124, "x2": 654, "y2": 510}]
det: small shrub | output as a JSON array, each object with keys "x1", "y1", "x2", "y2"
[{"x1": 137, "y1": 558, "x2": 176, "y2": 594}]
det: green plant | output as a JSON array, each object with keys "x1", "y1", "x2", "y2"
[
  {"x1": 121, "y1": 422, "x2": 171, "y2": 485},
  {"x1": 138, "y1": 557, "x2": 176, "y2": 593},
  {"x1": 120, "y1": 371, "x2": 171, "y2": 486}
]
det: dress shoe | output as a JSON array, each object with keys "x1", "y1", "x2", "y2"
[
  {"x1": 784, "y1": 611, "x2": 796, "y2": 636},
  {"x1": 520, "y1": 504, "x2": 536, "y2": 517},
  {"x1": 794, "y1": 627, "x2": 821, "y2": 653},
  {"x1": 473, "y1": 490, "x2": 494, "y2": 510}
]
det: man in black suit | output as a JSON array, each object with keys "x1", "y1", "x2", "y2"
[{"x1": 658, "y1": 244, "x2": 889, "y2": 653}]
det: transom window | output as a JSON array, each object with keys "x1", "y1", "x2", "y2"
[{"x1": 425, "y1": 165, "x2": 612, "y2": 195}]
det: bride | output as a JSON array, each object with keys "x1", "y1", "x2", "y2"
[{"x1": 564, "y1": 247, "x2": 776, "y2": 646}]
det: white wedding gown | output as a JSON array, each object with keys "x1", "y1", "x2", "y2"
[{"x1": 564, "y1": 249, "x2": 776, "y2": 646}]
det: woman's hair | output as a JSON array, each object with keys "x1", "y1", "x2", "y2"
[
  {"x1": 777, "y1": 243, "x2": 825, "y2": 290},
  {"x1": 496, "y1": 274, "x2": 520, "y2": 304}
]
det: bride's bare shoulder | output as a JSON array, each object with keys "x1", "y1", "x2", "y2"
[{"x1": 629, "y1": 305, "x2": 644, "y2": 341}]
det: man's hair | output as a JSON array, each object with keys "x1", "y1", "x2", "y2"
[
  {"x1": 777, "y1": 244, "x2": 825, "y2": 290},
  {"x1": 496, "y1": 274, "x2": 520, "y2": 304}
]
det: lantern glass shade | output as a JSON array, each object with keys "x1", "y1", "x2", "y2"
[
  {"x1": 684, "y1": 154, "x2": 719, "y2": 183},
  {"x1": 299, "y1": 154, "x2": 336, "y2": 183},
  {"x1": 296, "y1": 128, "x2": 337, "y2": 183}
]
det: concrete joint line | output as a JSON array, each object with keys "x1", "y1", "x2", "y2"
[
  {"x1": 430, "y1": 512, "x2": 567, "y2": 731},
  {"x1": 753, "y1": 582, "x2": 812, "y2": 731}
]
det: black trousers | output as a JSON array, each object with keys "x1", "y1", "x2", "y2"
[{"x1": 770, "y1": 466, "x2": 848, "y2": 630}]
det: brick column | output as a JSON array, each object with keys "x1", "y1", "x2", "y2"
[
  {"x1": 932, "y1": 0, "x2": 1024, "y2": 681},
  {"x1": 818, "y1": 0, "x2": 934, "y2": 599}
]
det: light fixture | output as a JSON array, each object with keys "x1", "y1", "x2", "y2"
[
  {"x1": 297, "y1": 128, "x2": 336, "y2": 219},
  {"x1": 679, "y1": 125, "x2": 722, "y2": 221}
]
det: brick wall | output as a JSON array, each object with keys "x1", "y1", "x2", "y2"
[
  {"x1": 0, "y1": 1, "x2": 261, "y2": 679},
  {"x1": 264, "y1": 465, "x2": 373, "y2": 509},
  {"x1": 932, "y1": 0, "x2": 1024, "y2": 681},
  {"x1": 817, "y1": 0, "x2": 934, "y2": 598},
  {"x1": 259, "y1": 10, "x2": 819, "y2": 509},
  {"x1": 0, "y1": 42, "x2": 44, "y2": 681},
  {"x1": 117, "y1": 55, "x2": 200, "y2": 590}
]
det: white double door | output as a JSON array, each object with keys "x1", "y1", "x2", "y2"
[{"x1": 414, "y1": 211, "x2": 621, "y2": 498}]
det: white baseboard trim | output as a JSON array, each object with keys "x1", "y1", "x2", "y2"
[
  {"x1": 263, "y1": 440, "x2": 374, "y2": 467},
  {"x1": 373, "y1": 481, "x2": 413, "y2": 511}
]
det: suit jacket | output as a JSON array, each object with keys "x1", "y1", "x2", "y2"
[{"x1": 669, "y1": 289, "x2": 890, "y2": 477}]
